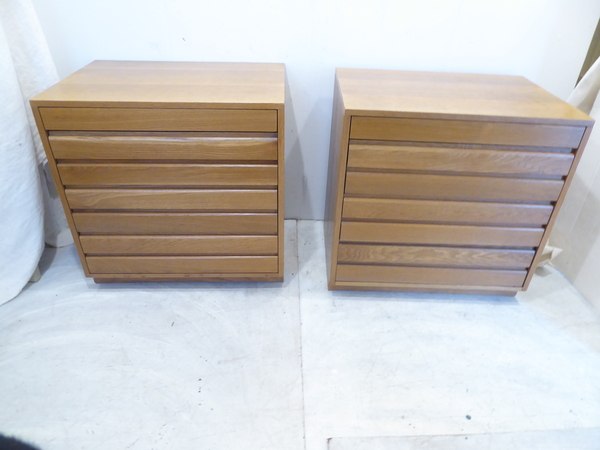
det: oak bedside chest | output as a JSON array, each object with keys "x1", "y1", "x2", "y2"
[
  {"x1": 31, "y1": 60, "x2": 285, "y2": 283},
  {"x1": 325, "y1": 69, "x2": 593, "y2": 295}
]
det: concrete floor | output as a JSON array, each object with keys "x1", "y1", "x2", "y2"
[{"x1": 1, "y1": 220, "x2": 600, "y2": 450}]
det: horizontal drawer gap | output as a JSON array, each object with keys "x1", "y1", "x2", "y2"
[
  {"x1": 50, "y1": 131, "x2": 278, "y2": 138},
  {"x1": 345, "y1": 168, "x2": 565, "y2": 180},
  {"x1": 336, "y1": 261, "x2": 530, "y2": 271},
  {"x1": 341, "y1": 218, "x2": 546, "y2": 228},
  {"x1": 348, "y1": 139, "x2": 574, "y2": 154},
  {"x1": 57, "y1": 159, "x2": 278, "y2": 165},
  {"x1": 85, "y1": 253, "x2": 278, "y2": 257},
  {"x1": 338, "y1": 240, "x2": 535, "y2": 250},
  {"x1": 344, "y1": 194, "x2": 554, "y2": 206},
  {"x1": 72, "y1": 208, "x2": 278, "y2": 214},
  {"x1": 65, "y1": 185, "x2": 277, "y2": 190}
]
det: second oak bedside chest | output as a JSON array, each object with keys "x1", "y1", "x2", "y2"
[
  {"x1": 325, "y1": 69, "x2": 593, "y2": 295},
  {"x1": 31, "y1": 61, "x2": 285, "y2": 283}
]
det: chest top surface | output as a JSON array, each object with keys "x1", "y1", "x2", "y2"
[
  {"x1": 31, "y1": 60, "x2": 285, "y2": 108},
  {"x1": 336, "y1": 68, "x2": 592, "y2": 125}
]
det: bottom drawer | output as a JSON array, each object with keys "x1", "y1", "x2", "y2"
[
  {"x1": 87, "y1": 256, "x2": 278, "y2": 274},
  {"x1": 336, "y1": 264, "x2": 526, "y2": 287}
]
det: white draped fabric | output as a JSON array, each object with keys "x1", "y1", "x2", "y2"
[
  {"x1": 0, "y1": 0, "x2": 72, "y2": 305},
  {"x1": 551, "y1": 57, "x2": 600, "y2": 310}
]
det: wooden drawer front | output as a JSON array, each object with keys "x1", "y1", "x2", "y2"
[
  {"x1": 40, "y1": 108, "x2": 277, "y2": 132},
  {"x1": 86, "y1": 256, "x2": 278, "y2": 274},
  {"x1": 342, "y1": 198, "x2": 553, "y2": 226},
  {"x1": 58, "y1": 164, "x2": 277, "y2": 187},
  {"x1": 49, "y1": 134, "x2": 278, "y2": 161},
  {"x1": 345, "y1": 172, "x2": 563, "y2": 202},
  {"x1": 80, "y1": 236, "x2": 277, "y2": 255},
  {"x1": 336, "y1": 264, "x2": 526, "y2": 287},
  {"x1": 350, "y1": 117, "x2": 585, "y2": 148},
  {"x1": 340, "y1": 222, "x2": 544, "y2": 247},
  {"x1": 347, "y1": 144, "x2": 574, "y2": 176},
  {"x1": 66, "y1": 189, "x2": 277, "y2": 211},
  {"x1": 337, "y1": 244, "x2": 534, "y2": 269},
  {"x1": 73, "y1": 213, "x2": 277, "y2": 235}
]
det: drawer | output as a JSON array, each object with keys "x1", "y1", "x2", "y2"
[
  {"x1": 66, "y1": 189, "x2": 277, "y2": 211},
  {"x1": 80, "y1": 235, "x2": 278, "y2": 255},
  {"x1": 340, "y1": 222, "x2": 544, "y2": 247},
  {"x1": 336, "y1": 264, "x2": 526, "y2": 287},
  {"x1": 72, "y1": 212, "x2": 277, "y2": 235},
  {"x1": 350, "y1": 117, "x2": 585, "y2": 148},
  {"x1": 58, "y1": 163, "x2": 277, "y2": 187},
  {"x1": 49, "y1": 134, "x2": 278, "y2": 161},
  {"x1": 342, "y1": 198, "x2": 554, "y2": 226},
  {"x1": 347, "y1": 144, "x2": 574, "y2": 176},
  {"x1": 337, "y1": 244, "x2": 534, "y2": 269},
  {"x1": 345, "y1": 172, "x2": 564, "y2": 202},
  {"x1": 86, "y1": 256, "x2": 278, "y2": 274},
  {"x1": 40, "y1": 108, "x2": 278, "y2": 132}
]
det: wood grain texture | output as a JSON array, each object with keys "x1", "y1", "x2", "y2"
[
  {"x1": 336, "y1": 69, "x2": 593, "y2": 125},
  {"x1": 324, "y1": 76, "x2": 353, "y2": 287},
  {"x1": 347, "y1": 144, "x2": 574, "y2": 176},
  {"x1": 49, "y1": 134, "x2": 278, "y2": 161},
  {"x1": 73, "y1": 212, "x2": 277, "y2": 235},
  {"x1": 523, "y1": 123, "x2": 595, "y2": 289},
  {"x1": 340, "y1": 222, "x2": 544, "y2": 247},
  {"x1": 94, "y1": 274, "x2": 283, "y2": 283},
  {"x1": 66, "y1": 189, "x2": 277, "y2": 211},
  {"x1": 342, "y1": 198, "x2": 554, "y2": 226},
  {"x1": 350, "y1": 117, "x2": 584, "y2": 148},
  {"x1": 31, "y1": 60, "x2": 285, "y2": 108},
  {"x1": 326, "y1": 68, "x2": 593, "y2": 293},
  {"x1": 345, "y1": 171, "x2": 563, "y2": 202},
  {"x1": 80, "y1": 235, "x2": 277, "y2": 255},
  {"x1": 336, "y1": 264, "x2": 526, "y2": 287},
  {"x1": 40, "y1": 107, "x2": 277, "y2": 132},
  {"x1": 330, "y1": 281, "x2": 518, "y2": 296},
  {"x1": 337, "y1": 244, "x2": 534, "y2": 269},
  {"x1": 58, "y1": 163, "x2": 277, "y2": 187},
  {"x1": 87, "y1": 256, "x2": 278, "y2": 274}
]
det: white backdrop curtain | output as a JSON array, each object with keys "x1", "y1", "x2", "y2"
[
  {"x1": 550, "y1": 56, "x2": 600, "y2": 310},
  {"x1": 0, "y1": 0, "x2": 72, "y2": 305}
]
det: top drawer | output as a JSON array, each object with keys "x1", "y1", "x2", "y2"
[
  {"x1": 350, "y1": 117, "x2": 585, "y2": 148},
  {"x1": 39, "y1": 108, "x2": 278, "y2": 132}
]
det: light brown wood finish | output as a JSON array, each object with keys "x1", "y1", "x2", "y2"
[
  {"x1": 350, "y1": 117, "x2": 585, "y2": 147},
  {"x1": 80, "y1": 235, "x2": 277, "y2": 255},
  {"x1": 41, "y1": 107, "x2": 277, "y2": 132},
  {"x1": 523, "y1": 124, "x2": 595, "y2": 289},
  {"x1": 347, "y1": 144, "x2": 574, "y2": 176},
  {"x1": 337, "y1": 244, "x2": 534, "y2": 269},
  {"x1": 345, "y1": 172, "x2": 564, "y2": 202},
  {"x1": 31, "y1": 61, "x2": 285, "y2": 282},
  {"x1": 326, "y1": 68, "x2": 593, "y2": 294},
  {"x1": 340, "y1": 222, "x2": 544, "y2": 247},
  {"x1": 87, "y1": 256, "x2": 278, "y2": 274},
  {"x1": 337, "y1": 69, "x2": 591, "y2": 124},
  {"x1": 73, "y1": 212, "x2": 277, "y2": 235},
  {"x1": 324, "y1": 77, "x2": 353, "y2": 287},
  {"x1": 32, "y1": 61, "x2": 285, "y2": 108},
  {"x1": 342, "y1": 198, "x2": 554, "y2": 226},
  {"x1": 49, "y1": 134, "x2": 278, "y2": 161},
  {"x1": 66, "y1": 189, "x2": 277, "y2": 211},
  {"x1": 336, "y1": 264, "x2": 527, "y2": 287},
  {"x1": 331, "y1": 281, "x2": 518, "y2": 296},
  {"x1": 58, "y1": 163, "x2": 277, "y2": 187}
]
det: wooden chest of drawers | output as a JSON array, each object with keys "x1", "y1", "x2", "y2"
[
  {"x1": 31, "y1": 61, "x2": 285, "y2": 283},
  {"x1": 325, "y1": 69, "x2": 593, "y2": 295}
]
